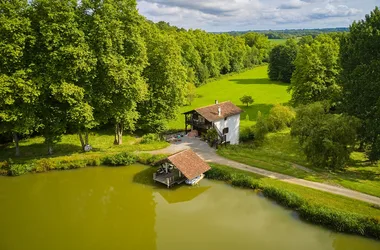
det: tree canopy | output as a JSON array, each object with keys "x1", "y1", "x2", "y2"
[{"x1": 340, "y1": 7, "x2": 380, "y2": 161}]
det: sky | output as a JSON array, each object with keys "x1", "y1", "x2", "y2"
[{"x1": 136, "y1": 0, "x2": 378, "y2": 32}]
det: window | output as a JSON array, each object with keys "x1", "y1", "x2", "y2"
[{"x1": 223, "y1": 127, "x2": 229, "y2": 134}]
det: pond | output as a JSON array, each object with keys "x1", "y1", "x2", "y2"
[{"x1": 0, "y1": 165, "x2": 379, "y2": 250}]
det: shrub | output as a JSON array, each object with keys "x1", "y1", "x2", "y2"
[
  {"x1": 205, "y1": 128, "x2": 219, "y2": 146},
  {"x1": 205, "y1": 167, "x2": 233, "y2": 181},
  {"x1": 35, "y1": 159, "x2": 57, "y2": 172},
  {"x1": 9, "y1": 163, "x2": 34, "y2": 176},
  {"x1": 253, "y1": 111, "x2": 268, "y2": 143},
  {"x1": 141, "y1": 133, "x2": 161, "y2": 144},
  {"x1": 103, "y1": 152, "x2": 137, "y2": 166},
  {"x1": 239, "y1": 127, "x2": 255, "y2": 142},
  {"x1": 136, "y1": 153, "x2": 167, "y2": 165},
  {"x1": 87, "y1": 158, "x2": 101, "y2": 167},
  {"x1": 291, "y1": 102, "x2": 360, "y2": 169},
  {"x1": 0, "y1": 160, "x2": 10, "y2": 175},
  {"x1": 266, "y1": 104, "x2": 295, "y2": 132},
  {"x1": 231, "y1": 174, "x2": 260, "y2": 189},
  {"x1": 262, "y1": 185, "x2": 304, "y2": 209}
]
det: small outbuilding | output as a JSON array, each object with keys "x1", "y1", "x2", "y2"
[{"x1": 153, "y1": 149, "x2": 211, "y2": 188}]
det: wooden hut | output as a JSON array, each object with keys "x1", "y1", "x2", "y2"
[{"x1": 153, "y1": 149, "x2": 211, "y2": 188}]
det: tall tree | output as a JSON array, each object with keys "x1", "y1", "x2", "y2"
[
  {"x1": 0, "y1": 0, "x2": 38, "y2": 156},
  {"x1": 82, "y1": 0, "x2": 148, "y2": 145},
  {"x1": 268, "y1": 39, "x2": 298, "y2": 83},
  {"x1": 138, "y1": 24, "x2": 187, "y2": 132},
  {"x1": 291, "y1": 102, "x2": 359, "y2": 169},
  {"x1": 289, "y1": 34, "x2": 341, "y2": 106},
  {"x1": 340, "y1": 7, "x2": 380, "y2": 161},
  {"x1": 30, "y1": 0, "x2": 96, "y2": 153}
]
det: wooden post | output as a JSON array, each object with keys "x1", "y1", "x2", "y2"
[{"x1": 166, "y1": 178, "x2": 170, "y2": 188}]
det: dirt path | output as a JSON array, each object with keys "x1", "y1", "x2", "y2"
[{"x1": 148, "y1": 137, "x2": 380, "y2": 206}]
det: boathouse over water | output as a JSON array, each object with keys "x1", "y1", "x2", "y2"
[{"x1": 153, "y1": 149, "x2": 211, "y2": 188}]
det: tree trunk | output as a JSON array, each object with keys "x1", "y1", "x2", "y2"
[
  {"x1": 114, "y1": 123, "x2": 123, "y2": 145},
  {"x1": 85, "y1": 131, "x2": 89, "y2": 145},
  {"x1": 13, "y1": 133, "x2": 20, "y2": 157},
  {"x1": 78, "y1": 132, "x2": 85, "y2": 150},
  {"x1": 48, "y1": 144, "x2": 53, "y2": 155}
]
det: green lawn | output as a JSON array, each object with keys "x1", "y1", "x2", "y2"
[
  {"x1": 0, "y1": 132, "x2": 169, "y2": 163},
  {"x1": 269, "y1": 39, "x2": 287, "y2": 45},
  {"x1": 218, "y1": 131, "x2": 380, "y2": 198},
  {"x1": 168, "y1": 65, "x2": 291, "y2": 130}
]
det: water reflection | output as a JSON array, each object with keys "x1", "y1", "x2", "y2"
[{"x1": 0, "y1": 165, "x2": 378, "y2": 250}]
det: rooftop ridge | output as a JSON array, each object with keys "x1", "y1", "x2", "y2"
[{"x1": 194, "y1": 100, "x2": 231, "y2": 111}]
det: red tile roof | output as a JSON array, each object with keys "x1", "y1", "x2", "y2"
[
  {"x1": 167, "y1": 149, "x2": 211, "y2": 180},
  {"x1": 185, "y1": 101, "x2": 243, "y2": 122}
]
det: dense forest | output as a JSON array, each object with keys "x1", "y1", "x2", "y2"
[
  {"x1": 267, "y1": 7, "x2": 380, "y2": 166},
  {"x1": 225, "y1": 27, "x2": 349, "y2": 39},
  {"x1": 0, "y1": 0, "x2": 272, "y2": 155}
]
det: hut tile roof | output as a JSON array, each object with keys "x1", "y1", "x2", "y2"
[{"x1": 167, "y1": 149, "x2": 211, "y2": 180}]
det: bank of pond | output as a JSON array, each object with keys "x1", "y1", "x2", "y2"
[{"x1": 0, "y1": 164, "x2": 379, "y2": 250}]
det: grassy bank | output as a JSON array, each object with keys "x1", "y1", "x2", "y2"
[
  {"x1": 206, "y1": 164, "x2": 380, "y2": 240},
  {"x1": 168, "y1": 65, "x2": 290, "y2": 130},
  {"x1": 0, "y1": 132, "x2": 169, "y2": 176},
  {"x1": 217, "y1": 130, "x2": 380, "y2": 198},
  {"x1": 0, "y1": 151, "x2": 168, "y2": 176}
]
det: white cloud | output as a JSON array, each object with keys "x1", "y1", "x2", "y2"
[
  {"x1": 137, "y1": 0, "x2": 372, "y2": 31},
  {"x1": 310, "y1": 3, "x2": 361, "y2": 19},
  {"x1": 278, "y1": 0, "x2": 306, "y2": 10}
]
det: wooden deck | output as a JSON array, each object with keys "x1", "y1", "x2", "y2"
[{"x1": 153, "y1": 172, "x2": 186, "y2": 188}]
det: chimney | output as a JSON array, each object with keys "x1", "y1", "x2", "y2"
[
  {"x1": 215, "y1": 100, "x2": 218, "y2": 104},
  {"x1": 218, "y1": 106, "x2": 221, "y2": 116}
]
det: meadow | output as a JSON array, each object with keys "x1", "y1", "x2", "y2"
[
  {"x1": 168, "y1": 65, "x2": 291, "y2": 130},
  {"x1": 169, "y1": 65, "x2": 380, "y2": 198},
  {"x1": 269, "y1": 38, "x2": 288, "y2": 45}
]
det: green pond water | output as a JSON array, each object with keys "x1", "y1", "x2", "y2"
[{"x1": 0, "y1": 165, "x2": 379, "y2": 250}]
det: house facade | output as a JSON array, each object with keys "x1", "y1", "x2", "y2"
[{"x1": 183, "y1": 101, "x2": 243, "y2": 145}]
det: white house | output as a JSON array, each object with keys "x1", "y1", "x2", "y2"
[{"x1": 183, "y1": 101, "x2": 243, "y2": 145}]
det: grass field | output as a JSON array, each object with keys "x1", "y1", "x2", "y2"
[
  {"x1": 269, "y1": 39, "x2": 287, "y2": 45},
  {"x1": 209, "y1": 164, "x2": 380, "y2": 218},
  {"x1": 218, "y1": 131, "x2": 380, "y2": 198},
  {"x1": 0, "y1": 132, "x2": 169, "y2": 163},
  {"x1": 168, "y1": 65, "x2": 291, "y2": 130}
]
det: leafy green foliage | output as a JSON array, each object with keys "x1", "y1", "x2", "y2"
[
  {"x1": 138, "y1": 23, "x2": 186, "y2": 132},
  {"x1": 140, "y1": 133, "x2": 161, "y2": 144},
  {"x1": 0, "y1": 1, "x2": 38, "y2": 156},
  {"x1": 253, "y1": 111, "x2": 268, "y2": 143},
  {"x1": 266, "y1": 104, "x2": 295, "y2": 132},
  {"x1": 340, "y1": 7, "x2": 380, "y2": 162},
  {"x1": 291, "y1": 102, "x2": 359, "y2": 169},
  {"x1": 289, "y1": 34, "x2": 341, "y2": 106},
  {"x1": 268, "y1": 39, "x2": 298, "y2": 83},
  {"x1": 239, "y1": 127, "x2": 255, "y2": 143},
  {"x1": 239, "y1": 95, "x2": 254, "y2": 107},
  {"x1": 103, "y1": 152, "x2": 137, "y2": 166},
  {"x1": 205, "y1": 128, "x2": 219, "y2": 145}
]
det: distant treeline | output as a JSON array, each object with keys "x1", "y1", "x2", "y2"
[{"x1": 221, "y1": 27, "x2": 349, "y2": 39}]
